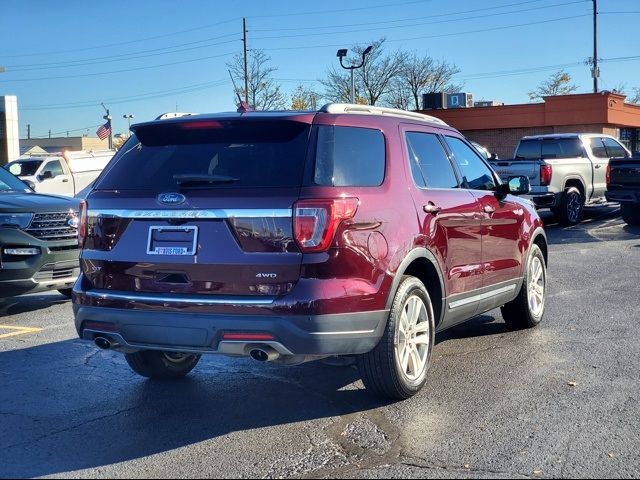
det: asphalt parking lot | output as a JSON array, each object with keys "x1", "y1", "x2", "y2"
[{"x1": 1, "y1": 205, "x2": 638, "y2": 479}]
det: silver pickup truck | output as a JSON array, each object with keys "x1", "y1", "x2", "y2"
[{"x1": 490, "y1": 133, "x2": 631, "y2": 225}]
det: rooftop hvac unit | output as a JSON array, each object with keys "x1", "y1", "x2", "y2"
[
  {"x1": 447, "y1": 93, "x2": 474, "y2": 109},
  {"x1": 422, "y1": 93, "x2": 447, "y2": 110}
]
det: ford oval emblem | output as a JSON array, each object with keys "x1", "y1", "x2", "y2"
[
  {"x1": 158, "y1": 193, "x2": 186, "y2": 206},
  {"x1": 67, "y1": 217, "x2": 79, "y2": 228}
]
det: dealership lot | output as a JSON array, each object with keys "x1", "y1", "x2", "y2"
[{"x1": 0, "y1": 206, "x2": 638, "y2": 479}]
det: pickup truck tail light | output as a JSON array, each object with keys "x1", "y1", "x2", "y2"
[
  {"x1": 294, "y1": 198, "x2": 359, "y2": 253},
  {"x1": 78, "y1": 200, "x2": 88, "y2": 248},
  {"x1": 540, "y1": 165, "x2": 553, "y2": 186},
  {"x1": 606, "y1": 163, "x2": 611, "y2": 186}
]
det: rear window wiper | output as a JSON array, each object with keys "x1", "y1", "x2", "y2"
[{"x1": 174, "y1": 174, "x2": 240, "y2": 186}]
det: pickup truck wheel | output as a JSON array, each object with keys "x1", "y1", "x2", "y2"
[
  {"x1": 125, "y1": 351, "x2": 201, "y2": 379},
  {"x1": 501, "y1": 244, "x2": 546, "y2": 329},
  {"x1": 556, "y1": 188, "x2": 583, "y2": 226},
  {"x1": 620, "y1": 203, "x2": 640, "y2": 226},
  {"x1": 357, "y1": 276, "x2": 435, "y2": 400},
  {"x1": 57, "y1": 288, "x2": 73, "y2": 299}
]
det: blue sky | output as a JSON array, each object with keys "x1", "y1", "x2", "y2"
[{"x1": 1, "y1": 0, "x2": 638, "y2": 139}]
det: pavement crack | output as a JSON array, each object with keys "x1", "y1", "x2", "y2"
[
  {"x1": 397, "y1": 456, "x2": 534, "y2": 479},
  {"x1": 2, "y1": 403, "x2": 145, "y2": 451}
]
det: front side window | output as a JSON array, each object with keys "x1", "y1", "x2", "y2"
[
  {"x1": 43, "y1": 160, "x2": 64, "y2": 177},
  {"x1": 405, "y1": 132, "x2": 458, "y2": 189},
  {"x1": 589, "y1": 137, "x2": 608, "y2": 158},
  {"x1": 602, "y1": 137, "x2": 628, "y2": 158},
  {"x1": 313, "y1": 126, "x2": 385, "y2": 187},
  {"x1": 444, "y1": 136, "x2": 497, "y2": 191}
]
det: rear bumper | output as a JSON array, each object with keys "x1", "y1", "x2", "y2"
[
  {"x1": 73, "y1": 300, "x2": 389, "y2": 357},
  {"x1": 524, "y1": 193, "x2": 558, "y2": 209},
  {"x1": 606, "y1": 189, "x2": 640, "y2": 204}
]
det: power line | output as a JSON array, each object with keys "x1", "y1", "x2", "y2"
[
  {"x1": 3, "y1": 18, "x2": 240, "y2": 59},
  {"x1": 0, "y1": 52, "x2": 235, "y2": 83},
  {"x1": 252, "y1": 1, "x2": 587, "y2": 41},
  {"x1": 21, "y1": 80, "x2": 230, "y2": 110},
  {"x1": 250, "y1": 0, "x2": 433, "y2": 19},
  {"x1": 252, "y1": 0, "x2": 577, "y2": 33},
  {"x1": 30, "y1": 124, "x2": 103, "y2": 139},
  {"x1": 6, "y1": 33, "x2": 239, "y2": 71}
]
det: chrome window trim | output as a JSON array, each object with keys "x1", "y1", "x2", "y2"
[{"x1": 87, "y1": 208, "x2": 292, "y2": 219}]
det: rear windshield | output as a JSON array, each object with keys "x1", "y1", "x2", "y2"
[
  {"x1": 95, "y1": 120, "x2": 311, "y2": 191},
  {"x1": 515, "y1": 138, "x2": 584, "y2": 160},
  {"x1": 5, "y1": 160, "x2": 43, "y2": 177}
]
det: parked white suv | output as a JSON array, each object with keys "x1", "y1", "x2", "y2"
[{"x1": 490, "y1": 134, "x2": 631, "y2": 225}]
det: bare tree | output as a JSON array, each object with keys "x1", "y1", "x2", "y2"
[
  {"x1": 227, "y1": 49, "x2": 285, "y2": 110},
  {"x1": 386, "y1": 78, "x2": 413, "y2": 110},
  {"x1": 528, "y1": 70, "x2": 578, "y2": 102},
  {"x1": 290, "y1": 84, "x2": 321, "y2": 110},
  {"x1": 629, "y1": 88, "x2": 640, "y2": 104},
  {"x1": 357, "y1": 39, "x2": 406, "y2": 106},
  {"x1": 394, "y1": 53, "x2": 462, "y2": 110},
  {"x1": 319, "y1": 67, "x2": 368, "y2": 104}
]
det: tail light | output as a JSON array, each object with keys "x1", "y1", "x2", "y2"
[
  {"x1": 606, "y1": 163, "x2": 611, "y2": 185},
  {"x1": 293, "y1": 198, "x2": 359, "y2": 253},
  {"x1": 78, "y1": 200, "x2": 88, "y2": 248},
  {"x1": 540, "y1": 165, "x2": 553, "y2": 186}
]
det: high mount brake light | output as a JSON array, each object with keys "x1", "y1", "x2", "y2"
[
  {"x1": 293, "y1": 198, "x2": 359, "y2": 253},
  {"x1": 78, "y1": 200, "x2": 88, "y2": 248}
]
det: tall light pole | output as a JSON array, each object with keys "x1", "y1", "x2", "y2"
[
  {"x1": 123, "y1": 114, "x2": 134, "y2": 136},
  {"x1": 337, "y1": 46, "x2": 373, "y2": 104}
]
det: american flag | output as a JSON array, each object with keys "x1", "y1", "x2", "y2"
[{"x1": 96, "y1": 121, "x2": 111, "y2": 140}]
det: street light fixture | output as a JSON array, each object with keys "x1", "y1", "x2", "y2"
[
  {"x1": 337, "y1": 45, "x2": 373, "y2": 104},
  {"x1": 123, "y1": 114, "x2": 134, "y2": 134}
]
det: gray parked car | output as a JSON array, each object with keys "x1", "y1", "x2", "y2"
[{"x1": 490, "y1": 134, "x2": 631, "y2": 225}]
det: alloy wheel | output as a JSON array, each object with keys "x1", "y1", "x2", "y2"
[
  {"x1": 527, "y1": 256, "x2": 545, "y2": 316},
  {"x1": 395, "y1": 295, "x2": 431, "y2": 382}
]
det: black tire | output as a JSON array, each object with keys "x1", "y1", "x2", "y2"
[
  {"x1": 555, "y1": 188, "x2": 583, "y2": 226},
  {"x1": 57, "y1": 288, "x2": 73, "y2": 299},
  {"x1": 620, "y1": 203, "x2": 640, "y2": 226},
  {"x1": 501, "y1": 244, "x2": 547, "y2": 329},
  {"x1": 357, "y1": 276, "x2": 435, "y2": 400},
  {"x1": 125, "y1": 350, "x2": 201, "y2": 379}
]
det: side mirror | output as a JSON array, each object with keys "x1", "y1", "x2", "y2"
[
  {"x1": 24, "y1": 180, "x2": 36, "y2": 191},
  {"x1": 495, "y1": 175, "x2": 531, "y2": 197},
  {"x1": 40, "y1": 171, "x2": 54, "y2": 181}
]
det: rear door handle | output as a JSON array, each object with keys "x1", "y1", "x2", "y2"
[
  {"x1": 62, "y1": 179, "x2": 69, "y2": 182},
  {"x1": 423, "y1": 203, "x2": 442, "y2": 215},
  {"x1": 594, "y1": 164, "x2": 602, "y2": 169}
]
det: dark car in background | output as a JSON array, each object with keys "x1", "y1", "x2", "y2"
[
  {"x1": 73, "y1": 104, "x2": 548, "y2": 399},
  {"x1": 606, "y1": 154, "x2": 640, "y2": 225},
  {"x1": 0, "y1": 167, "x2": 80, "y2": 299}
]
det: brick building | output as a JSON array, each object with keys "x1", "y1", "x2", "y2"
[
  {"x1": 19, "y1": 136, "x2": 109, "y2": 156},
  {"x1": 419, "y1": 92, "x2": 640, "y2": 159}
]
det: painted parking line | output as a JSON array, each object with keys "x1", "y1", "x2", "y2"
[{"x1": 0, "y1": 325, "x2": 43, "y2": 339}]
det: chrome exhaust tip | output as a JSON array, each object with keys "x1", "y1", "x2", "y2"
[
  {"x1": 94, "y1": 337, "x2": 111, "y2": 350},
  {"x1": 249, "y1": 347, "x2": 280, "y2": 362}
]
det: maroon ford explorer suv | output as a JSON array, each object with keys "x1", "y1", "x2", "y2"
[{"x1": 73, "y1": 104, "x2": 548, "y2": 399}]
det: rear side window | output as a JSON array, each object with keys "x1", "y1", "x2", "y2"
[
  {"x1": 602, "y1": 137, "x2": 628, "y2": 158},
  {"x1": 516, "y1": 138, "x2": 584, "y2": 159},
  {"x1": 313, "y1": 126, "x2": 385, "y2": 186},
  {"x1": 405, "y1": 132, "x2": 458, "y2": 189},
  {"x1": 95, "y1": 120, "x2": 311, "y2": 191},
  {"x1": 444, "y1": 136, "x2": 497, "y2": 191}
]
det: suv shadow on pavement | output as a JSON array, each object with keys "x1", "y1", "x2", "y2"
[
  {"x1": 0, "y1": 339, "x2": 390, "y2": 478},
  {"x1": 0, "y1": 293, "x2": 70, "y2": 317}
]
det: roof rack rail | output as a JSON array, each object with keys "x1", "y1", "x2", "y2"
[
  {"x1": 155, "y1": 112, "x2": 197, "y2": 120},
  {"x1": 320, "y1": 103, "x2": 449, "y2": 126}
]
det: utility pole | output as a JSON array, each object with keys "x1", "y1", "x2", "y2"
[
  {"x1": 592, "y1": 0, "x2": 599, "y2": 93},
  {"x1": 48, "y1": 129, "x2": 51, "y2": 139},
  {"x1": 27, "y1": 124, "x2": 30, "y2": 140},
  {"x1": 242, "y1": 17, "x2": 249, "y2": 105}
]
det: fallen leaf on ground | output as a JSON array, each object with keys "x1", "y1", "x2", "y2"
[
  {"x1": 463, "y1": 464, "x2": 470, "y2": 469},
  {"x1": 567, "y1": 381, "x2": 578, "y2": 387},
  {"x1": 533, "y1": 470, "x2": 543, "y2": 475}
]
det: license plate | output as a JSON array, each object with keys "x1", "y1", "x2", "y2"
[{"x1": 147, "y1": 226, "x2": 198, "y2": 256}]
